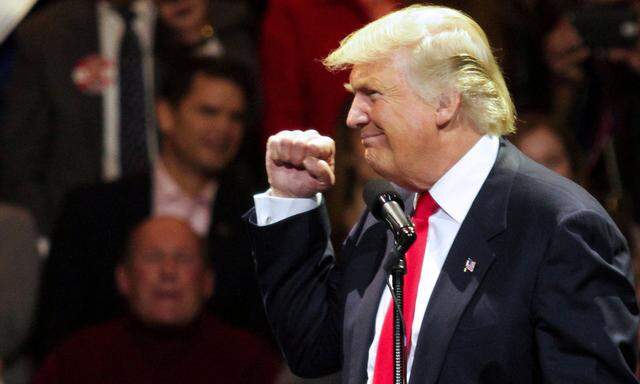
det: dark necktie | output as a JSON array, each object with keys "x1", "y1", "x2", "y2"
[
  {"x1": 117, "y1": 5, "x2": 149, "y2": 175},
  {"x1": 373, "y1": 192, "x2": 439, "y2": 384}
]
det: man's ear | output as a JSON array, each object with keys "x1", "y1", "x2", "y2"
[
  {"x1": 115, "y1": 264, "x2": 131, "y2": 297},
  {"x1": 156, "y1": 99, "x2": 176, "y2": 136},
  {"x1": 435, "y1": 90, "x2": 461, "y2": 128}
]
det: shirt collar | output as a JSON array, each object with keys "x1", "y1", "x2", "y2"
[
  {"x1": 154, "y1": 159, "x2": 217, "y2": 205},
  {"x1": 102, "y1": 0, "x2": 155, "y2": 22},
  {"x1": 428, "y1": 135, "x2": 499, "y2": 224},
  {"x1": 131, "y1": 0, "x2": 155, "y2": 22}
]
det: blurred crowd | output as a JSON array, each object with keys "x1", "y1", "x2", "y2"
[{"x1": 0, "y1": 0, "x2": 639, "y2": 383}]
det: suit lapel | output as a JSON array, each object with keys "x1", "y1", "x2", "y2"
[
  {"x1": 409, "y1": 216, "x2": 497, "y2": 384},
  {"x1": 345, "y1": 223, "x2": 393, "y2": 383},
  {"x1": 409, "y1": 139, "x2": 519, "y2": 384}
]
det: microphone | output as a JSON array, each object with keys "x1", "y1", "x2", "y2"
[{"x1": 363, "y1": 180, "x2": 416, "y2": 253}]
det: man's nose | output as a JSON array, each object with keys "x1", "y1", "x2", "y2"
[
  {"x1": 159, "y1": 256, "x2": 178, "y2": 278},
  {"x1": 346, "y1": 95, "x2": 370, "y2": 129}
]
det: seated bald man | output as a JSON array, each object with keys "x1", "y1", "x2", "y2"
[{"x1": 33, "y1": 217, "x2": 279, "y2": 384}]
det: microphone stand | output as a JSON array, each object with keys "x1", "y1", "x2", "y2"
[{"x1": 388, "y1": 227, "x2": 416, "y2": 384}]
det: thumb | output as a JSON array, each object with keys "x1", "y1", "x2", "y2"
[{"x1": 303, "y1": 156, "x2": 335, "y2": 190}]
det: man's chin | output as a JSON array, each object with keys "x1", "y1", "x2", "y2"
[
  {"x1": 365, "y1": 153, "x2": 392, "y2": 180},
  {"x1": 197, "y1": 153, "x2": 240, "y2": 174},
  {"x1": 139, "y1": 312, "x2": 197, "y2": 329},
  {"x1": 195, "y1": 162, "x2": 226, "y2": 178}
]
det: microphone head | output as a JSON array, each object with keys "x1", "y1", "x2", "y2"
[{"x1": 363, "y1": 179, "x2": 405, "y2": 220}]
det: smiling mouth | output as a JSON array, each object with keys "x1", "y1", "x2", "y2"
[
  {"x1": 361, "y1": 131, "x2": 384, "y2": 140},
  {"x1": 154, "y1": 290, "x2": 181, "y2": 300},
  {"x1": 361, "y1": 131, "x2": 385, "y2": 147}
]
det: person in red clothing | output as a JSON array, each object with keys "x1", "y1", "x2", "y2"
[
  {"x1": 260, "y1": 0, "x2": 398, "y2": 143},
  {"x1": 33, "y1": 216, "x2": 280, "y2": 384}
]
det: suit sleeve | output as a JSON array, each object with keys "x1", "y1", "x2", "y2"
[
  {"x1": 1, "y1": 24, "x2": 53, "y2": 232},
  {"x1": 245, "y1": 204, "x2": 342, "y2": 378},
  {"x1": 534, "y1": 210, "x2": 639, "y2": 383}
]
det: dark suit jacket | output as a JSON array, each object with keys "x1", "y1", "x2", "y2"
[
  {"x1": 246, "y1": 140, "x2": 639, "y2": 383},
  {"x1": 33, "y1": 168, "x2": 271, "y2": 358},
  {"x1": 1, "y1": 0, "x2": 103, "y2": 234}
]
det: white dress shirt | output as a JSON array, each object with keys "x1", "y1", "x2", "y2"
[
  {"x1": 254, "y1": 135, "x2": 500, "y2": 382},
  {"x1": 152, "y1": 160, "x2": 218, "y2": 237},
  {"x1": 98, "y1": 0, "x2": 157, "y2": 181}
]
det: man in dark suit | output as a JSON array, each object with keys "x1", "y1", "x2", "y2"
[
  {"x1": 33, "y1": 58, "x2": 269, "y2": 358},
  {"x1": 245, "y1": 5, "x2": 639, "y2": 383},
  {"x1": 1, "y1": 0, "x2": 157, "y2": 234}
]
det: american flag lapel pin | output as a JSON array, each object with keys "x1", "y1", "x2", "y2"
[{"x1": 463, "y1": 257, "x2": 477, "y2": 273}]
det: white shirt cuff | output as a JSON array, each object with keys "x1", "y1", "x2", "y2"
[{"x1": 253, "y1": 190, "x2": 322, "y2": 226}]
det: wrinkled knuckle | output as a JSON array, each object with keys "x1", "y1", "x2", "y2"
[
  {"x1": 280, "y1": 136, "x2": 294, "y2": 148},
  {"x1": 290, "y1": 136, "x2": 305, "y2": 147}
]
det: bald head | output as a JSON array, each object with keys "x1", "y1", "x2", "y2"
[
  {"x1": 117, "y1": 217, "x2": 213, "y2": 327},
  {"x1": 124, "y1": 217, "x2": 206, "y2": 265}
]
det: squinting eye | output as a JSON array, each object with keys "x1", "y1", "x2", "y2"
[
  {"x1": 198, "y1": 106, "x2": 221, "y2": 116},
  {"x1": 174, "y1": 252, "x2": 198, "y2": 265}
]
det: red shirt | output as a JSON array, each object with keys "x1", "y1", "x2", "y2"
[
  {"x1": 260, "y1": 0, "x2": 369, "y2": 142},
  {"x1": 33, "y1": 315, "x2": 281, "y2": 384}
]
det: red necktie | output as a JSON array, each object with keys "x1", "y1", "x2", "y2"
[{"x1": 373, "y1": 192, "x2": 438, "y2": 384}]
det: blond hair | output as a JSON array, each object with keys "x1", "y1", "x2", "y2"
[{"x1": 323, "y1": 4, "x2": 515, "y2": 135}]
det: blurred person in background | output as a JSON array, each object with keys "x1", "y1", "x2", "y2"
[
  {"x1": 0, "y1": 205, "x2": 40, "y2": 384},
  {"x1": 154, "y1": 0, "x2": 262, "y2": 172},
  {"x1": 510, "y1": 112, "x2": 580, "y2": 181},
  {"x1": 543, "y1": 0, "x2": 640, "y2": 223},
  {"x1": 33, "y1": 217, "x2": 279, "y2": 384},
  {"x1": 155, "y1": 0, "x2": 258, "y2": 72},
  {"x1": 32, "y1": 57, "x2": 269, "y2": 359},
  {"x1": 1, "y1": 0, "x2": 158, "y2": 235},
  {"x1": 512, "y1": 111, "x2": 640, "y2": 291},
  {"x1": 259, "y1": 0, "x2": 398, "y2": 144}
]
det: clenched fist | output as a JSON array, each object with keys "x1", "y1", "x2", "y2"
[{"x1": 266, "y1": 130, "x2": 336, "y2": 198}]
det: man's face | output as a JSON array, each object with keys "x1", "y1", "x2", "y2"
[
  {"x1": 159, "y1": 74, "x2": 246, "y2": 175},
  {"x1": 117, "y1": 219, "x2": 213, "y2": 327},
  {"x1": 517, "y1": 124, "x2": 573, "y2": 179},
  {"x1": 346, "y1": 55, "x2": 445, "y2": 190}
]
